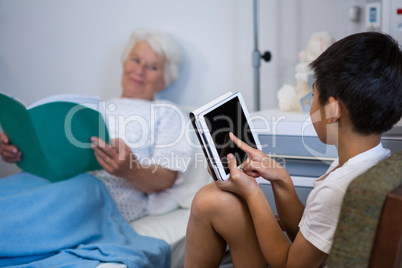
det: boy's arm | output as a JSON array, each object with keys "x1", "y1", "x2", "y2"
[
  {"x1": 245, "y1": 188, "x2": 328, "y2": 268},
  {"x1": 220, "y1": 155, "x2": 328, "y2": 267},
  {"x1": 271, "y1": 178, "x2": 305, "y2": 241},
  {"x1": 229, "y1": 132, "x2": 305, "y2": 240}
]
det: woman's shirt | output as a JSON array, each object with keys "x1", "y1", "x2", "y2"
[{"x1": 91, "y1": 98, "x2": 192, "y2": 222}]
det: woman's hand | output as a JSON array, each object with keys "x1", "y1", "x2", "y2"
[
  {"x1": 0, "y1": 132, "x2": 21, "y2": 163},
  {"x1": 91, "y1": 137, "x2": 133, "y2": 178},
  {"x1": 228, "y1": 132, "x2": 290, "y2": 185},
  {"x1": 91, "y1": 136, "x2": 178, "y2": 194}
]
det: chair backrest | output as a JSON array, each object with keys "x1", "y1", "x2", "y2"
[
  {"x1": 327, "y1": 150, "x2": 402, "y2": 268},
  {"x1": 369, "y1": 183, "x2": 402, "y2": 267}
]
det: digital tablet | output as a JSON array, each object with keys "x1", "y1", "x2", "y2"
[{"x1": 190, "y1": 91, "x2": 262, "y2": 181}]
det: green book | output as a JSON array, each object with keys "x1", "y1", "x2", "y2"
[{"x1": 0, "y1": 92, "x2": 109, "y2": 182}]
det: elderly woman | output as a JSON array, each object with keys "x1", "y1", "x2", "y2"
[
  {"x1": 90, "y1": 29, "x2": 191, "y2": 222},
  {"x1": 0, "y1": 28, "x2": 191, "y2": 222}
]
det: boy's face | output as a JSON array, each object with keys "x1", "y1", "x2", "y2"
[{"x1": 310, "y1": 83, "x2": 328, "y2": 144}]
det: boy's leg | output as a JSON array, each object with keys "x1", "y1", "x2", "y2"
[{"x1": 185, "y1": 183, "x2": 268, "y2": 268}]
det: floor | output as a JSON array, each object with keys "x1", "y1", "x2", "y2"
[{"x1": 219, "y1": 250, "x2": 233, "y2": 268}]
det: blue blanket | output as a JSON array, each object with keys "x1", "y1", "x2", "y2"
[{"x1": 0, "y1": 172, "x2": 171, "y2": 268}]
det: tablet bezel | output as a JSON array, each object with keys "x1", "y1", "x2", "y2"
[{"x1": 194, "y1": 92, "x2": 262, "y2": 181}]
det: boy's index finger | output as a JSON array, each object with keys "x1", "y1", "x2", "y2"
[{"x1": 229, "y1": 132, "x2": 255, "y2": 154}]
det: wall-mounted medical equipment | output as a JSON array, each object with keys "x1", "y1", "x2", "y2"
[{"x1": 366, "y1": 0, "x2": 402, "y2": 43}]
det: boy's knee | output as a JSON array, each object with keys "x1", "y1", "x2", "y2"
[
  {"x1": 191, "y1": 183, "x2": 219, "y2": 215},
  {"x1": 191, "y1": 183, "x2": 243, "y2": 219}
]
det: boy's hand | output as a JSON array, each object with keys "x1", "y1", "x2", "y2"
[
  {"x1": 0, "y1": 132, "x2": 21, "y2": 163},
  {"x1": 229, "y1": 132, "x2": 290, "y2": 184},
  {"x1": 215, "y1": 153, "x2": 261, "y2": 200}
]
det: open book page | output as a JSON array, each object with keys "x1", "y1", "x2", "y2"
[
  {"x1": 29, "y1": 94, "x2": 106, "y2": 124},
  {"x1": 0, "y1": 92, "x2": 51, "y2": 178},
  {"x1": 0, "y1": 92, "x2": 109, "y2": 181},
  {"x1": 0, "y1": 91, "x2": 27, "y2": 107},
  {"x1": 27, "y1": 101, "x2": 109, "y2": 181},
  {"x1": 29, "y1": 94, "x2": 102, "y2": 112}
]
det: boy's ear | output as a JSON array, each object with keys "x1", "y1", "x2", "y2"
[{"x1": 325, "y1": 97, "x2": 341, "y2": 124}]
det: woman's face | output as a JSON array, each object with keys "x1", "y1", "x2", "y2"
[{"x1": 121, "y1": 41, "x2": 166, "y2": 100}]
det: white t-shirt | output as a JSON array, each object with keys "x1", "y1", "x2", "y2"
[
  {"x1": 91, "y1": 98, "x2": 192, "y2": 222},
  {"x1": 298, "y1": 143, "x2": 390, "y2": 254}
]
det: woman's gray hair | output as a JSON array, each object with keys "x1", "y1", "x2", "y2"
[{"x1": 122, "y1": 29, "x2": 182, "y2": 87}]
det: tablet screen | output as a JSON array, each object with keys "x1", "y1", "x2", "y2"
[{"x1": 203, "y1": 96, "x2": 257, "y2": 174}]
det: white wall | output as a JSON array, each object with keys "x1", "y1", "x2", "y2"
[{"x1": 0, "y1": 0, "x2": 365, "y2": 177}]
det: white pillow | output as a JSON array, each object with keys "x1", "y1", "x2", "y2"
[
  {"x1": 172, "y1": 147, "x2": 212, "y2": 208},
  {"x1": 147, "y1": 106, "x2": 212, "y2": 215}
]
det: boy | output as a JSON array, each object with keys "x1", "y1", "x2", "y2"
[{"x1": 184, "y1": 32, "x2": 402, "y2": 267}]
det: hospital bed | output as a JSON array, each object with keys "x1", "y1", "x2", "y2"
[
  {"x1": 98, "y1": 144, "x2": 212, "y2": 268},
  {"x1": 132, "y1": 149, "x2": 211, "y2": 268},
  {"x1": 0, "y1": 105, "x2": 212, "y2": 268}
]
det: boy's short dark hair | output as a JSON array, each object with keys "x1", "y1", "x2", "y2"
[{"x1": 310, "y1": 32, "x2": 402, "y2": 135}]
